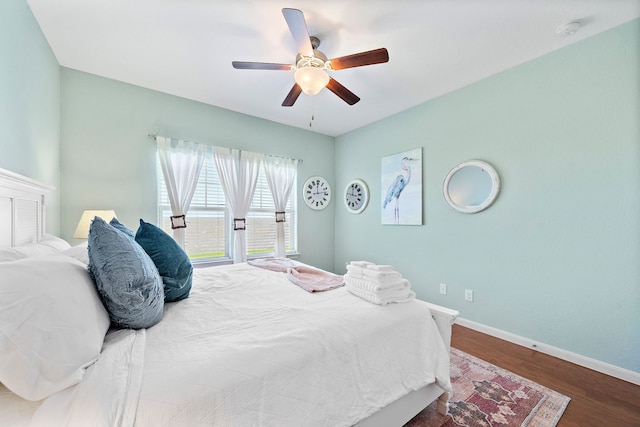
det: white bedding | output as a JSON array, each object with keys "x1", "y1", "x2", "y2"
[{"x1": 25, "y1": 262, "x2": 451, "y2": 427}]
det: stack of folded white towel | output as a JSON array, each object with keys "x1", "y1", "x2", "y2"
[{"x1": 344, "y1": 261, "x2": 415, "y2": 305}]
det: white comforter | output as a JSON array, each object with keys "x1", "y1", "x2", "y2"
[{"x1": 28, "y1": 263, "x2": 451, "y2": 427}]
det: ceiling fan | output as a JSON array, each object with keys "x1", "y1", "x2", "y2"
[{"x1": 232, "y1": 8, "x2": 389, "y2": 107}]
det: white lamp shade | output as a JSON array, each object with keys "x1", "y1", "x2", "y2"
[
  {"x1": 294, "y1": 66, "x2": 330, "y2": 95},
  {"x1": 73, "y1": 210, "x2": 117, "y2": 239}
]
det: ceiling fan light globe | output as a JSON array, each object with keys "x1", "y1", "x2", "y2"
[{"x1": 294, "y1": 66, "x2": 329, "y2": 96}]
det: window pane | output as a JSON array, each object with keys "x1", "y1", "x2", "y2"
[
  {"x1": 160, "y1": 209, "x2": 226, "y2": 259},
  {"x1": 250, "y1": 170, "x2": 275, "y2": 210},
  {"x1": 158, "y1": 151, "x2": 297, "y2": 261},
  {"x1": 246, "y1": 165, "x2": 297, "y2": 256},
  {"x1": 246, "y1": 212, "x2": 276, "y2": 256},
  {"x1": 185, "y1": 210, "x2": 226, "y2": 259}
]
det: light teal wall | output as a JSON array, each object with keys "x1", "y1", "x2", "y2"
[
  {"x1": 60, "y1": 68, "x2": 336, "y2": 270},
  {"x1": 5, "y1": 0, "x2": 638, "y2": 374},
  {"x1": 334, "y1": 19, "x2": 640, "y2": 373},
  {"x1": 0, "y1": 0, "x2": 61, "y2": 234}
]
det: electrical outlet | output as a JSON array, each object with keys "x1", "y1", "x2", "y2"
[
  {"x1": 465, "y1": 289, "x2": 474, "y2": 302},
  {"x1": 439, "y1": 283, "x2": 447, "y2": 295}
]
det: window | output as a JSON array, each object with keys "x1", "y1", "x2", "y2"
[{"x1": 157, "y1": 154, "x2": 297, "y2": 262}]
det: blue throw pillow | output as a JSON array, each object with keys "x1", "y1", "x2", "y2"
[
  {"x1": 109, "y1": 217, "x2": 135, "y2": 238},
  {"x1": 87, "y1": 217, "x2": 164, "y2": 329},
  {"x1": 135, "y1": 219, "x2": 193, "y2": 302}
]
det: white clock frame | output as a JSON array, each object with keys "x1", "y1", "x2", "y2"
[
  {"x1": 344, "y1": 179, "x2": 369, "y2": 214},
  {"x1": 302, "y1": 176, "x2": 331, "y2": 210}
]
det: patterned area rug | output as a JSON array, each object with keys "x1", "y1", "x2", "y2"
[{"x1": 405, "y1": 348, "x2": 570, "y2": 427}]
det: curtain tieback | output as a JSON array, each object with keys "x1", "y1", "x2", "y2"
[
  {"x1": 233, "y1": 218, "x2": 246, "y2": 230},
  {"x1": 275, "y1": 211, "x2": 286, "y2": 223},
  {"x1": 170, "y1": 215, "x2": 187, "y2": 229}
]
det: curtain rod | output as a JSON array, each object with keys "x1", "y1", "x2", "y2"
[{"x1": 147, "y1": 134, "x2": 302, "y2": 163}]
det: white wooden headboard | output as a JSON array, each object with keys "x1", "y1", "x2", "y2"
[{"x1": 0, "y1": 168, "x2": 54, "y2": 248}]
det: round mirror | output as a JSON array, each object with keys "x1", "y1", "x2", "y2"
[{"x1": 443, "y1": 160, "x2": 500, "y2": 214}]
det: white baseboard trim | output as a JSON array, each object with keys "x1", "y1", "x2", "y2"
[{"x1": 455, "y1": 317, "x2": 640, "y2": 386}]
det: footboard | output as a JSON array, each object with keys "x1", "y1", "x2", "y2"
[
  {"x1": 424, "y1": 302, "x2": 459, "y2": 414},
  {"x1": 356, "y1": 301, "x2": 459, "y2": 426},
  {"x1": 423, "y1": 301, "x2": 459, "y2": 352}
]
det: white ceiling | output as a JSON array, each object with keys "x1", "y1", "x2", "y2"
[{"x1": 27, "y1": 0, "x2": 640, "y2": 137}]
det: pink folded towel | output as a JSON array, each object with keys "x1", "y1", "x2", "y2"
[
  {"x1": 287, "y1": 265, "x2": 345, "y2": 293},
  {"x1": 249, "y1": 257, "x2": 344, "y2": 293},
  {"x1": 248, "y1": 257, "x2": 303, "y2": 272}
]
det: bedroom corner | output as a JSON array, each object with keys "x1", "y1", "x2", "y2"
[{"x1": 0, "y1": 0, "x2": 61, "y2": 236}]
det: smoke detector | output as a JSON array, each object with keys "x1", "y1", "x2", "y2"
[{"x1": 556, "y1": 21, "x2": 580, "y2": 36}]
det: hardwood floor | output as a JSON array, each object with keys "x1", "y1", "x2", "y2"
[{"x1": 451, "y1": 324, "x2": 640, "y2": 427}]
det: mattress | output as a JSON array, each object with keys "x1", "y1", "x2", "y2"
[{"x1": 25, "y1": 262, "x2": 451, "y2": 427}]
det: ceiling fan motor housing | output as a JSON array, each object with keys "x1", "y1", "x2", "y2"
[{"x1": 295, "y1": 50, "x2": 328, "y2": 69}]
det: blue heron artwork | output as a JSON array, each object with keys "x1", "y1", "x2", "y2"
[{"x1": 381, "y1": 148, "x2": 422, "y2": 225}]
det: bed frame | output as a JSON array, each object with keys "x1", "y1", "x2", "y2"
[
  {"x1": 0, "y1": 166, "x2": 458, "y2": 427},
  {"x1": 356, "y1": 302, "x2": 458, "y2": 426},
  {"x1": 0, "y1": 168, "x2": 53, "y2": 247}
]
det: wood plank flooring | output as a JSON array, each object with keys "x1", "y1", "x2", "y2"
[{"x1": 451, "y1": 324, "x2": 640, "y2": 427}]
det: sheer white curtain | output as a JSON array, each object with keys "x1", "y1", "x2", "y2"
[
  {"x1": 156, "y1": 137, "x2": 206, "y2": 248},
  {"x1": 213, "y1": 147, "x2": 263, "y2": 263},
  {"x1": 263, "y1": 156, "x2": 298, "y2": 258}
]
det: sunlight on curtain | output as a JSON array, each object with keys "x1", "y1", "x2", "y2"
[
  {"x1": 263, "y1": 156, "x2": 298, "y2": 258},
  {"x1": 156, "y1": 137, "x2": 206, "y2": 247},
  {"x1": 213, "y1": 147, "x2": 263, "y2": 263}
]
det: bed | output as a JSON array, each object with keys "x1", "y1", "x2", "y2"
[{"x1": 0, "y1": 167, "x2": 459, "y2": 427}]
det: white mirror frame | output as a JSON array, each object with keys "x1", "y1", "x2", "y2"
[{"x1": 443, "y1": 160, "x2": 501, "y2": 214}]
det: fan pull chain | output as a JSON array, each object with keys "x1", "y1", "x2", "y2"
[{"x1": 309, "y1": 99, "x2": 315, "y2": 127}]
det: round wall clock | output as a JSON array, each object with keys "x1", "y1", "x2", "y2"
[
  {"x1": 303, "y1": 176, "x2": 331, "y2": 210},
  {"x1": 344, "y1": 179, "x2": 369, "y2": 214}
]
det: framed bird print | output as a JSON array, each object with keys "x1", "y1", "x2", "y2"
[{"x1": 381, "y1": 148, "x2": 422, "y2": 225}]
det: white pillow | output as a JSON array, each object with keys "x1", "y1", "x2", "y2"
[
  {"x1": 39, "y1": 234, "x2": 72, "y2": 252},
  {"x1": 63, "y1": 242, "x2": 89, "y2": 265},
  {"x1": 0, "y1": 255, "x2": 110, "y2": 401},
  {"x1": 0, "y1": 247, "x2": 23, "y2": 262},
  {"x1": 0, "y1": 234, "x2": 71, "y2": 262}
]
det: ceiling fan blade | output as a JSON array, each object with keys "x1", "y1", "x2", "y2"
[
  {"x1": 329, "y1": 48, "x2": 389, "y2": 70},
  {"x1": 326, "y1": 78, "x2": 360, "y2": 105},
  {"x1": 282, "y1": 83, "x2": 302, "y2": 107},
  {"x1": 282, "y1": 8, "x2": 314, "y2": 57},
  {"x1": 232, "y1": 61, "x2": 292, "y2": 71}
]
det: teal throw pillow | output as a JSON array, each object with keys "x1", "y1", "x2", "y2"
[
  {"x1": 135, "y1": 219, "x2": 193, "y2": 302},
  {"x1": 87, "y1": 217, "x2": 164, "y2": 329}
]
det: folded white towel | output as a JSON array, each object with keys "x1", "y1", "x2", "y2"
[
  {"x1": 346, "y1": 264, "x2": 367, "y2": 276},
  {"x1": 349, "y1": 260, "x2": 374, "y2": 268},
  {"x1": 345, "y1": 270, "x2": 404, "y2": 287},
  {"x1": 365, "y1": 264, "x2": 395, "y2": 272},
  {"x1": 345, "y1": 275, "x2": 410, "y2": 293},
  {"x1": 361, "y1": 268, "x2": 402, "y2": 281},
  {"x1": 346, "y1": 264, "x2": 402, "y2": 280},
  {"x1": 346, "y1": 284, "x2": 415, "y2": 305}
]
